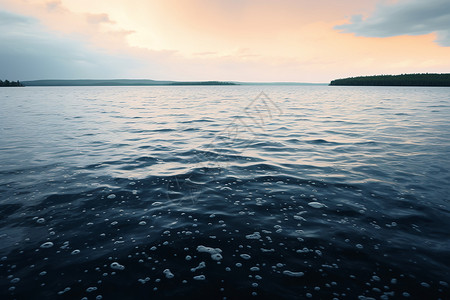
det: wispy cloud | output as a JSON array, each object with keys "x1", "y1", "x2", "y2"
[
  {"x1": 86, "y1": 13, "x2": 115, "y2": 25},
  {"x1": 0, "y1": 10, "x2": 140, "y2": 80},
  {"x1": 1, "y1": 0, "x2": 450, "y2": 81},
  {"x1": 335, "y1": 0, "x2": 450, "y2": 46},
  {"x1": 0, "y1": 10, "x2": 34, "y2": 25}
]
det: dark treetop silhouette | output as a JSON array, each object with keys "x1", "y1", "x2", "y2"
[
  {"x1": 0, "y1": 80, "x2": 23, "y2": 87},
  {"x1": 330, "y1": 73, "x2": 450, "y2": 87}
]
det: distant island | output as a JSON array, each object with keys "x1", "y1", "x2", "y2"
[
  {"x1": 0, "y1": 80, "x2": 23, "y2": 87},
  {"x1": 21, "y1": 79, "x2": 237, "y2": 86},
  {"x1": 330, "y1": 73, "x2": 450, "y2": 87}
]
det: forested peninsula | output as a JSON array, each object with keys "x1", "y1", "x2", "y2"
[
  {"x1": 0, "y1": 80, "x2": 23, "y2": 87},
  {"x1": 330, "y1": 73, "x2": 450, "y2": 87}
]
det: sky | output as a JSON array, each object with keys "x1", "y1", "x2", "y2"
[{"x1": 1, "y1": 0, "x2": 450, "y2": 82}]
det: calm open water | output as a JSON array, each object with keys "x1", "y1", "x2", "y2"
[{"x1": 0, "y1": 86, "x2": 449, "y2": 299}]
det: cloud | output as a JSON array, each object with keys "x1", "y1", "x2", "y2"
[
  {"x1": 86, "y1": 13, "x2": 115, "y2": 25},
  {"x1": 1, "y1": 1, "x2": 449, "y2": 82},
  {"x1": 0, "y1": 10, "x2": 34, "y2": 25},
  {"x1": 46, "y1": 0, "x2": 62, "y2": 11},
  {"x1": 0, "y1": 10, "x2": 141, "y2": 80},
  {"x1": 335, "y1": 0, "x2": 450, "y2": 46},
  {"x1": 193, "y1": 51, "x2": 217, "y2": 56}
]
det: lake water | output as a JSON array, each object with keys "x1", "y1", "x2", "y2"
[{"x1": 0, "y1": 86, "x2": 449, "y2": 299}]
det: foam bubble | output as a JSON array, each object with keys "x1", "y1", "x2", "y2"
[
  {"x1": 240, "y1": 254, "x2": 251, "y2": 260},
  {"x1": 191, "y1": 261, "x2": 206, "y2": 272},
  {"x1": 57, "y1": 287, "x2": 71, "y2": 295},
  {"x1": 197, "y1": 245, "x2": 223, "y2": 261},
  {"x1": 40, "y1": 242, "x2": 54, "y2": 248},
  {"x1": 245, "y1": 232, "x2": 261, "y2": 240},
  {"x1": 163, "y1": 269, "x2": 174, "y2": 279},
  {"x1": 308, "y1": 202, "x2": 327, "y2": 209},
  {"x1": 283, "y1": 270, "x2": 304, "y2": 277},
  {"x1": 110, "y1": 262, "x2": 125, "y2": 270},
  {"x1": 10, "y1": 278, "x2": 20, "y2": 284}
]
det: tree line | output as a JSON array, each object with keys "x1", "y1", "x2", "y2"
[
  {"x1": 330, "y1": 73, "x2": 450, "y2": 87},
  {"x1": 0, "y1": 80, "x2": 24, "y2": 87}
]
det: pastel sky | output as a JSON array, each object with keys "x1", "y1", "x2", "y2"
[{"x1": 1, "y1": 0, "x2": 450, "y2": 82}]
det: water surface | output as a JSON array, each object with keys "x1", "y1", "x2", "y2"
[{"x1": 1, "y1": 86, "x2": 449, "y2": 299}]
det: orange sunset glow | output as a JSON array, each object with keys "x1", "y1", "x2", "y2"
[{"x1": 1, "y1": 0, "x2": 449, "y2": 82}]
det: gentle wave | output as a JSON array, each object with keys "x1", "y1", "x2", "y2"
[{"x1": 0, "y1": 86, "x2": 449, "y2": 299}]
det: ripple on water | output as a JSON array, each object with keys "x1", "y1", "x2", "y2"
[{"x1": 1, "y1": 86, "x2": 449, "y2": 299}]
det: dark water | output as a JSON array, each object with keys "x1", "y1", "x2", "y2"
[{"x1": 1, "y1": 86, "x2": 449, "y2": 299}]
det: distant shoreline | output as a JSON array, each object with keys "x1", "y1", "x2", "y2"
[
  {"x1": 21, "y1": 80, "x2": 237, "y2": 87},
  {"x1": 330, "y1": 73, "x2": 450, "y2": 87},
  {"x1": 19, "y1": 79, "x2": 327, "y2": 87},
  {"x1": 14, "y1": 75, "x2": 450, "y2": 87}
]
